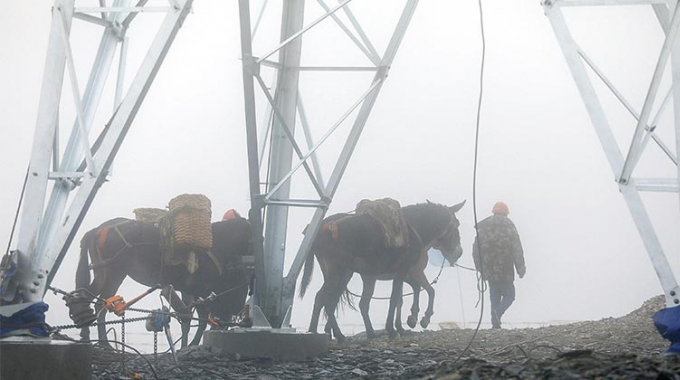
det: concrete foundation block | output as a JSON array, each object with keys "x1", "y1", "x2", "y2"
[
  {"x1": 0, "y1": 338, "x2": 92, "y2": 380},
  {"x1": 203, "y1": 329, "x2": 328, "y2": 360}
]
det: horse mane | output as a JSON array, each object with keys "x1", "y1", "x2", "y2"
[{"x1": 401, "y1": 202, "x2": 451, "y2": 241}]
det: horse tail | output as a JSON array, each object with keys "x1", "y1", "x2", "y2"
[
  {"x1": 298, "y1": 249, "x2": 315, "y2": 298},
  {"x1": 339, "y1": 287, "x2": 356, "y2": 311},
  {"x1": 76, "y1": 229, "x2": 94, "y2": 289}
]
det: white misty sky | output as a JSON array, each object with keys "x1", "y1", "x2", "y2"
[{"x1": 1, "y1": 0, "x2": 679, "y2": 347}]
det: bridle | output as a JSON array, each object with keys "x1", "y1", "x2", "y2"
[{"x1": 432, "y1": 211, "x2": 460, "y2": 254}]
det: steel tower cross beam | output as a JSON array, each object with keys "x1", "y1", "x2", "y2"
[
  {"x1": 0, "y1": 0, "x2": 193, "y2": 308},
  {"x1": 238, "y1": 0, "x2": 419, "y2": 328},
  {"x1": 543, "y1": 0, "x2": 680, "y2": 307}
]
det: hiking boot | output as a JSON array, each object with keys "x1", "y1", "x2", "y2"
[{"x1": 491, "y1": 310, "x2": 501, "y2": 329}]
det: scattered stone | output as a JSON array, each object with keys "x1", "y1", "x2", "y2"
[
  {"x1": 88, "y1": 295, "x2": 678, "y2": 379},
  {"x1": 352, "y1": 368, "x2": 369, "y2": 376}
]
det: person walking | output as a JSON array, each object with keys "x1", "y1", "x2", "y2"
[{"x1": 472, "y1": 202, "x2": 526, "y2": 329}]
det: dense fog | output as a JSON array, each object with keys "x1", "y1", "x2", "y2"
[{"x1": 1, "y1": 0, "x2": 678, "y2": 350}]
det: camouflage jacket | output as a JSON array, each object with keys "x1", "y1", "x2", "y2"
[{"x1": 472, "y1": 215, "x2": 526, "y2": 282}]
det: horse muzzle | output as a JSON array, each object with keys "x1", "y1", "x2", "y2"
[{"x1": 446, "y1": 245, "x2": 463, "y2": 266}]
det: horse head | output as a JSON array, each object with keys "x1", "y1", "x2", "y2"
[
  {"x1": 211, "y1": 217, "x2": 252, "y2": 272},
  {"x1": 430, "y1": 200, "x2": 466, "y2": 266}
]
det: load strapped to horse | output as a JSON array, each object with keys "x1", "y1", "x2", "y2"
[
  {"x1": 319, "y1": 198, "x2": 410, "y2": 248},
  {"x1": 68, "y1": 194, "x2": 252, "y2": 348}
]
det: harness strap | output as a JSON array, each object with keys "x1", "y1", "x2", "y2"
[
  {"x1": 320, "y1": 215, "x2": 354, "y2": 241},
  {"x1": 88, "y1": 242, "x2": 158, "y2": 270},
  {"x1": 408, "y1": 223, "x2": 425, "y2": 248},
  {"x1": 89, "y1": 223, "x2": 154, "y2": 270},
  {"x1": 206, "y1": 250, "x2": 223, "y2": 276},
  {"x1": 97, "y1": 227, "x2": 110, "y2": 250},
  {"x1": 322, "y1": 222, "x2": 340, "y2": 240},
  {"x1": 407, "y1": 211, "x2": 452, "y2": 250},
  {"x1": 114, "y1": 225, "x2": 133, "y2": 249}
]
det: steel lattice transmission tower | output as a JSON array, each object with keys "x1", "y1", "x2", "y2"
[{"x1": 544, "y1": 0, "x2": 680, "y2": 308}]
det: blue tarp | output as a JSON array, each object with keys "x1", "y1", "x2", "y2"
[
  {"x1": 653, "y1": 305, "x2": 680, "y2": 354},
  {"x1": 0, "y1": 301, "x2": 50, "y2": 338}
]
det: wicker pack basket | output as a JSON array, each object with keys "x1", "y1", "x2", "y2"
[
  {"x1": 168, "y1": 194, "x2": 212, "y2": 250},
  {"x1": 133, "y1": 208, "x2": 168, "y2": 223}
]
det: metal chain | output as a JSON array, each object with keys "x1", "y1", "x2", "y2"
[
  {"x1": 154, "y1": 332, "x2": 158, "y2": 361},
  {"x1": 121, "y1": 315, "x2": 126, "y2": 373},
  {"x1": 125, "y1": 306, "x2": 157, "y2": 314},
  {"x1": 52, "y1": 315, "x2": 151, "y2": 331}
]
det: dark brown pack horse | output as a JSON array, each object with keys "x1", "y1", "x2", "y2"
[
  {"x1": 300, "y1": 201, "x2": 465, "y2": 341},
  {"x1": 76, "y1": 217, "x2": 251, "y2": 348}
]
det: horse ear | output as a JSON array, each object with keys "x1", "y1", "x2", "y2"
[
  {"x1": 426, "y1": 199, "x2": 433, "y2": 204},
  {"x1": 449, "y1": 200, "x2": 466, "y2": 213}
]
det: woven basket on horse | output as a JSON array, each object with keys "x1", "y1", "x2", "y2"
[
  {"x1": 356, "y1": 198, "x2": 409, "y2": 248},
  {"x1": 133, "y1": 208, "x2": 168, "y2": 223},
  {"x1": 168, "y1": 194, "x2": 213, "y2": 251},
  {"x1": 158, "y1": 194, "x2": 213, "y2": 271}
]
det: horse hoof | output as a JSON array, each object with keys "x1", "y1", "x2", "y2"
[
  {"x1": 241, "y1": 318, "x2": 253, "y2": 328},
  {"x1": 388, "y1": 331, "x2": 400, "y2": 340},
  {"x1": 335, "y1": 334, "x2": 346, "y2": 344},
  {"x1": 407, "y1": 316, "x2": 417, "y2": 329},
  {"x1": 420, "y1": 317, "x2": 430, "y2": 329}
]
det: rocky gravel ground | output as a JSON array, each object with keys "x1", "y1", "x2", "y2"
[{"x1": 91, "y1": 295, "x2": 679, "y2": 379}]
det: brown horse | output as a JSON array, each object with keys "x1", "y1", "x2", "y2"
[
  {"x1": 75, "y1": 217, "x2": 251, "y2": 348},
  {"x1": 300, "y1": 201, "x2": 465, "y2": 341}
]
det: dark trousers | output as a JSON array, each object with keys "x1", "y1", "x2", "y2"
[{"x1": 489, "y1": 280, "x2": 516, "y2": 326}]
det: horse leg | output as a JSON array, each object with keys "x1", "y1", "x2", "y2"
[
  {"x1": 179, "y1": 293, "x2": 196, "y2": 348},
  {"x1": 96, "y1": 273, "x2": 126, "y2": 349},
  {"x1": 385, "y1": 279, "x2": 404, "y2": 340},
  {"x1": 406, "y1": 277, "x2": 421, "y2": 329},
  {"x1": 359, "y1": 276, "x2": 377, "y2": 339},
  {"x1": 395, "y1": 281, "x2": 407, "y2": 336},
  {"x1": 320, "y1": 270, "x2": 353, "y2": 343},
  {"x1": 323, "y1": 300, "x2": 344, "y2": 342},
  {"x1": 189, "y1": 305, "x2": 208, "y2": 346},
  {"x1": 395, "y1": 288, "x2": 404, "y2": 335},
  {"x1": 309, "y1": 283, "x2": 330, "y2": 334},
  {"x1": 419, "y1": 279, "x2": 435, "y2": 329},
  {"x1": 79, "y1": 274, "x2": 107, "y2": 341},
  {"x1": 160, "y1": 286, "x2": 193, "y2": 347}
]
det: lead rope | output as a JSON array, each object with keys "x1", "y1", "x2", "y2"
[{"x1": 430, "y1": 254, "x2": 447, "y2": 285}]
